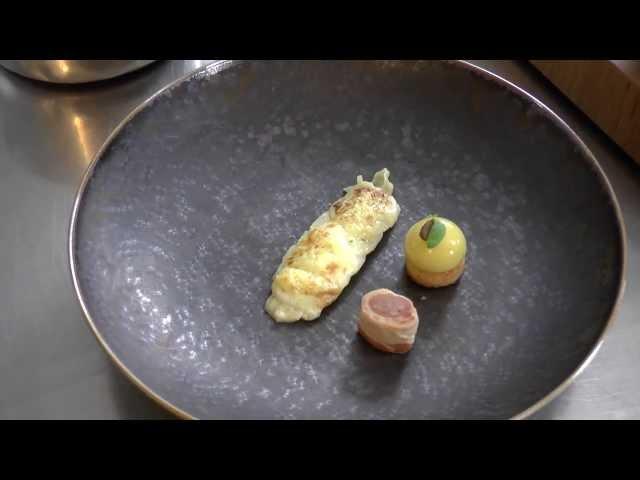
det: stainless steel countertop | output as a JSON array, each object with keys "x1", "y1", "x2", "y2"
[{"x1": 0, "y1": 60, "x2": 637, "y2": 419}]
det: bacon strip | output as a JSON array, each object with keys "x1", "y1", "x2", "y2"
[{"x1": 358, "y1": 288, "x2": 419, "y2": 354}]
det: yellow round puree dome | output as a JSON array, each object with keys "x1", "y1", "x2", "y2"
[{"x1": 404, "y1": 216, "x2": 466, "y2": 273}]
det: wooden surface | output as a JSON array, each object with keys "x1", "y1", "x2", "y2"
[{"x1": 530, "y1": 60, "x2": 640, "y2": 164}]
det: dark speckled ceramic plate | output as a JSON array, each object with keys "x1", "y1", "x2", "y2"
[{"x1": 70, "y1": 60, "x2": 626, "y2": 419}]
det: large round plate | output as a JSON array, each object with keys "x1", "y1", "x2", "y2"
[{"x1": 70, "y1": 61, "x2": 626, "y2": 419}]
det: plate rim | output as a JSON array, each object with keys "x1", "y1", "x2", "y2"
[{"x1": 68, "y1": 60, "x2": 628, "y2": 420}]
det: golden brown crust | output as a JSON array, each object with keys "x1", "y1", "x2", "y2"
[
  {"x1": 285, "y1": 226, "x2": 333, "y2": 267},
  {"x1": 332, "y1": 186, "x2": 392, "y2": 223},
  {"x1": 357, "y1": 326, "x2": 413, "y2": 354},
  {"x1": 273, "y1": 188, "x2": 397, "y2": 311},
  {"x1": 273, "y1": 269, "x2": 341, "y2": 299},
  {"x1": 406, "y1": 258, "x2": 465, "y2": 288},
  {"x1": 325, "y1": 262, "x2": 340, "y2": 275},
  {"x1": 266, "y1": 169, "x2": 400, "y2": 323}
]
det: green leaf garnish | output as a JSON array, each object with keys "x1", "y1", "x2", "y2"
[{"x1": 419, "y1": 215, "x2": 446, "y2": 249}]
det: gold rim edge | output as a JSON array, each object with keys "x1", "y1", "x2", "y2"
[
  {"x1": 67, "y1": 60, "x2": 629, "y2": 421},
  {"x1": 456, "y1": 61, "x2": 628, "y2": 420},
  {"x1": 67, "y1": 60, "x2": 239, "y2": 420}
]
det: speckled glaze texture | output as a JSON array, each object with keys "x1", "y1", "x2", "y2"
[{"x1": 73, "y1": 61, "x2": 624, "y2": 419}]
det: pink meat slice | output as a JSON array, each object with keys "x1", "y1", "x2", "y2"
[{"x1": 358, "y1": 288, "x2": 419, "y2": 354}]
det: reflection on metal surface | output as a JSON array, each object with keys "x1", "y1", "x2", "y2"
[
  {"x1": 39, "y1": 98, "x2": 54, "y2": 114},
  {"x1": 0, "y1": 71, "x2": 16, "y2": 97},
  {"x1": 0, "y1": 60, "x2": 156, "y2": 84},
  {"x1": 58, "y1": 60, "x2": 70, "y2": 75},
  {"x1": 73, "y1": 116, "x2": 91, "y2": 164},
  {"x1": 0, "y1": 60, "x2": 227, "y2": 419}
]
